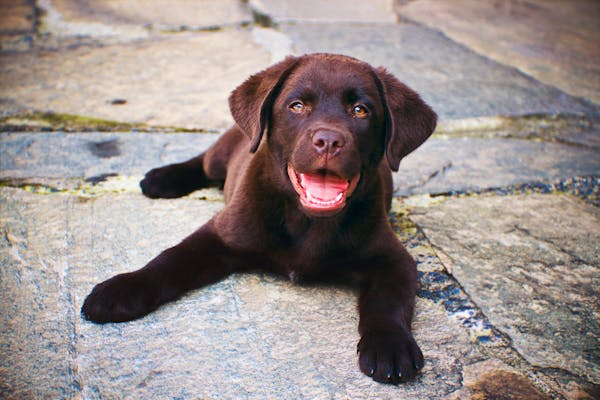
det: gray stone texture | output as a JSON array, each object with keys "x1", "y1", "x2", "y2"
[
  {"x1": 396, "y1": 0, "x2": 600, "y2": 105},
  {"x1": 0, "y1": 31, "x2": 272, "y2": 131},
  {"x1": 249, "y1": 0, "x2": 396, "y2": 23},
  {"x1": 1, "y1": 188, "x2": 485, "y2": 399},
  {"x1": 48, "y1": 0, "x2": 252, "y2": 31},
  {"x1": 410, "y1": 194, "x2": 600, "y2": 383},
  {"x1": 3, "y1": 132, "x2": 599, "y2": 199},
  {"x1": 1, "y1": 0, "x2": 599, "y2": 398},
  {"x1": 280, "y1": 22, "x2": 598, "y2": 120},
  {"x1": 0, "y1": 132, "x2": 219, "y2": 179},
  {"x1": 1, "y1": 0, "x2": 598, "y2": 130},
  {"x1": 396, "y1": 137, "x2": 600, "y2": 195}
]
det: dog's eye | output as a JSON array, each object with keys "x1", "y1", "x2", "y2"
[
  {"x1": 352, "y1": 105, "x2": 369, "y2": 119},
  {"x1": 289, "y1": 101, "x2": 305, "y2": 114}
]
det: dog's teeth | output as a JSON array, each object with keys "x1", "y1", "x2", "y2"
[{"x1": 306, "y1": 191, "x2": 344, "y2": 206}]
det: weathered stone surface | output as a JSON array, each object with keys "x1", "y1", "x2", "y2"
[
  {"x1": 409, "y1": 194, "x2": 600, "y2": 383},
  {"x1": 447, "y1": 359, "x2": 551, "y2": 400},
  {"x1": 250, "y1": 0, "x2": 396, "y2": 23},
  {"x1": 280, "y1": 22, "x2": 598, "y2": 120},
  {"x1": 0, "y1": 187, "x2": 490, "y2": 399},
  {"x1": 0, "y1": 0, "x2": 36, "y2": 33},
  {"x1": 4, "y1": 132, "x2": 599, "y2": 200},
  {"x1": 436, "y1": 114, "x2": 600, "y2": 149},
  {"x1": 0, "y1": 0, "x2": 36, "y2": 52},
  {"x1": 0, "y1": 132, "x2": 219, "y2": 179},
  {"x1": 3, "y1": 15, "x2": 597, "y2": 128},
  {"x1": 1, "y1": 1, "x2": 598, "y2": 397},
  {"x1": 394, "y1": 137, "x2": 600, "y2": 195},
  {"x1": 396, "y1": 0, "x2": 600, "y2": 105},
  {"x1": 44, "y1": 0, "x2": 251, "y2": 33},
  {"x1": 0, "y1": 30, "x2": 271, "y2": 130},
  {"x1": 0, "y1": 193, "x2": 76, "y2": 398}
]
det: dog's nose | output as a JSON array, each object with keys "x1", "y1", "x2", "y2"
[{"x1": 312, "y1": 130, "x2": 345, "y2": 156}]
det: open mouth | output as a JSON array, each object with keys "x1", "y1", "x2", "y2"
[{"x1": 287, "y1": 164, "x2": 360, "y2": 215}]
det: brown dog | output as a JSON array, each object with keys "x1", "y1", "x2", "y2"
[{"x1": 82, "y1": 53, "x2": 437, "y2": 384}]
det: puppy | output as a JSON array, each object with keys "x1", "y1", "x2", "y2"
[{"x1": 82, "y1": 53, "x2": 437, "y2": 384}]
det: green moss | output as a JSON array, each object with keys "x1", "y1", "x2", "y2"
[
  {"x1": 433, "y1": 112, "x2": 597, "y2": 144},
  {"x1": 0, "y1": 112, "x2": 217, "y2": 133},
  {"x1": 0, "y1": 112, "x2": 146, "y2": 132},
  {"x1": 1, "y1": 176, "x2": 226, "y2": 202},
  {"x1": 389, "y1": 203, "x2": 419, "y2": 244}
]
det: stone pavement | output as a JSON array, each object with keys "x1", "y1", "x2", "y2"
[{"x1": 0, "y1": 1, "x2": 599, "y2": 399}]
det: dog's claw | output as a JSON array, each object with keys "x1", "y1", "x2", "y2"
[{"x1": 358, "y1": 329, "x2": 423, "y2": 384}]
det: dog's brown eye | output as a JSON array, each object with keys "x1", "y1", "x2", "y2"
[
  {"x1": 289, "y1": 101, "x2": 305, "y2": 113},
  {"x1": 352, "y1": 105, "x2": 369, "y2": 118}
]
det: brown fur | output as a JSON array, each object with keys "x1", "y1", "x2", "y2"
[{"x1": 82, "y1": 53, "x2": 437, "y2": 384}]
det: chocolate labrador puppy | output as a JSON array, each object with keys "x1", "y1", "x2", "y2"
[{"x1": 82, "y1": 53, "x2": 437, "y2": 384}]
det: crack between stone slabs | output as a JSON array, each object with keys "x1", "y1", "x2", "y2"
[
  {"x1": 0, "y1": 176, "x2": 223, "y2": 201},
  {"x1": 395, "y1": 16, "x2": 600, "y2": 113},
  {"x1": 434, "y1": 113, "x2": 600, "y2": 148},
  {"x1": 401, "y1": 177, "x2": 600, "y2": 395},
  {"x1": 401, "y1": 212, "x2": 569, "y2": 398},
  {"x1": 394, "y1": 210, "x2": 514, "y2": 347},
  {"x1": 429, "y1": 175, "x2": 600, "y2": 207}
]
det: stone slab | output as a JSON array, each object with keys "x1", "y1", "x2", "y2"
[
  {"x1": 3, "y1": 133, "x2": 599, "y2": 199},
  {"x1": 0, "y1": 30, "x2": 272, "y2": 130},
  {"x1": 0, "y1": 187, "x2": 488, "y2": 399},
  {"x1": 446, "y1": 359, "x2": 550, "y2": 400},
  {"x1": 44, "y1": 0, "x2": 252, "y2": 33},
  {"x1": 0, "y1": 192, "x2": 76, "y2": 398},
  {"x1": 396, "y1": 0, "x2": 600, "y2": 105},
  {"x1": 395, "y1": 137, "x2": 600, "y2": 195},
  {"x1": 409, "y1": 193, "x2": 600, "y2": 384},
  {"x1": 280, "y1": 22, "x2": 599, "y2": 120},
  {"x1": 250, "y1": 0, "x2": 396, "y2": 23},
  {"x1": 0, "y1": 132, "x2": 219, "y2": 180}
]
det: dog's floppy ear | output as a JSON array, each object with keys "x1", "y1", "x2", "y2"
[
  {"x1": 374, "y1": 67, "x2": 437, "y2": 171},
  {"x1": 229, "y1": 56, "x2": 300, "y2": 153}
]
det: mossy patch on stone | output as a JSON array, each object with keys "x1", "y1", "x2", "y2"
[
  {"x1": 0, "y1": 112, "x2": 146, "y2": 132},
  {"x1": 0, "y1": 112, "x2": 211, "y2": 133},
  {"x1": 435, "y1": 175, "x2": 600, "y2": 207},
  {"x1": 434, "y1": 113, "x2": 599, "y2": 146},
  {"x1": 0, "y1": 175, "x2": 226, "y2": 202}
]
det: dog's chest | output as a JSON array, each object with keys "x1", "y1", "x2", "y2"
[{"x1": 273, "y1": 220, "x2": 357, "y2": 280}]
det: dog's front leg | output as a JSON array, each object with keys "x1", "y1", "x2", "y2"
[
  {"x1": 356, "y1": 247, "x2": 424, "y2": 384},
  {"x1": 81, "y1": 220, "x2": 243, "y2": 324}
]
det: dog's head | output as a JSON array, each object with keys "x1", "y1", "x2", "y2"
[{"x1": 229, "y1": 54, "x2": 437, "y2": 217}]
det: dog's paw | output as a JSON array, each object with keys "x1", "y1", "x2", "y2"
[
  {"x1": 81, "y1": 273, "x2": 156, "y2": 324},
  {"x1": 140, "y1": 164, "x2": 200, "y2": 199},
  {"x1": 357, "y1": 329, "x2": 424, "y2": 384}
]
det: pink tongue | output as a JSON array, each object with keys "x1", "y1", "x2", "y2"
[{"x1": 300, "y1": 173, "x2": 348, "y2": 201}]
